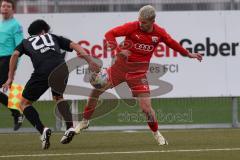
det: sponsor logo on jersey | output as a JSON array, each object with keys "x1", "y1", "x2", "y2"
[{"x1": 135, "y1": 43, "x2": 154, "y2": 52}]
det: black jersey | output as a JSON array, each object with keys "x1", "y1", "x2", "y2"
[{"x1": 16, "y1": 33, "x2": 73, "y2": 75}]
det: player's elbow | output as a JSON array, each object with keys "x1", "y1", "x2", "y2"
[
  {"x1": 104, "y1": 30, "x2": 111, "y2": 37},
  {"x1": 104, "y1": 30, "x2": 115, "y2": 40},
  {"x1": 12, "y1": 51, "x2": 20, "y2": 58},
  {"x1": 70, "y1": 42, "x2": 83, "y2": 51},
  {"x1": 69, "y1": 42, "x2": 77, "y2": 49}
]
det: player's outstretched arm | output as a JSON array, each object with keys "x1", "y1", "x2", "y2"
[
  {"x1": 70, "y1": 42, "x2": 101, "y2": 73},
  {"x1": 2, "y1": 50, "x2": 20, "y2": 92},
  {"x1": 158, "y1": 27, "x2": 203, "y2": 62},
  {"x1": 163, "y1": 37, "x2": 203, "y2": 62}
]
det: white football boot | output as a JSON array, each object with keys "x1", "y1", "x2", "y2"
[
  {"x1": 40, "y1": 127, "x2": 52, "y2": 149},
  {"x1": 153, "y1": 131, "x2": 168, "y2": 145},
  {"x1": 75, "y1": 119, "x2": 89, "y2": 134}
]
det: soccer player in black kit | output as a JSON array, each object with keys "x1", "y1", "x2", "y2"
[{"x1": 2, "y1": 19, "x2": 100, "y2": 150}]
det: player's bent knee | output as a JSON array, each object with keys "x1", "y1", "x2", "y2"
[
  {"x1": 141, "y1": 107, "x2": 152, "y2": 114},
  {"x1": 52, "y1": 96, "x2": 63, "y2": 102},
  {"x1": 20, "y1": 97, "x2": 32, "y2": 110}
]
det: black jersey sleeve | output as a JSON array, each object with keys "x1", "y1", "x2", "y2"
[
  {"x1": 15, "y1": 40, "x2": 26, "y2": 57},
  {"x1": 52, "y1": 34, "x2": 73, "y2": 52}
]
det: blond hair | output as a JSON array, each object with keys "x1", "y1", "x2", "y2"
[{"x1": 139, "y1": 5, "x2": 156, "y2": 20}]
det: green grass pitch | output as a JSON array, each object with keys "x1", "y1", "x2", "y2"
[{"x1": 0, "y1": 129, "x2": 240, "y2": 160}]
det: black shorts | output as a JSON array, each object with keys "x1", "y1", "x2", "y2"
[
  {"x1": 22, "y1": 73, "x2": 68, "y2": 101},
  {"x1": 0, "y1": 56, "x2": 11, "y2": 87}
]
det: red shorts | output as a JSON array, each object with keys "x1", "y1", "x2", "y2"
[{"x1": 107, "y1": 57, "x2": 150, "y2": 97}]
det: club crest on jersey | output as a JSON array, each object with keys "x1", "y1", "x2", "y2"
[{"x1": 152, "y1": 36, "x2": 159, "y2": 43}]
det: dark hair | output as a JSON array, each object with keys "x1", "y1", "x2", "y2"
[
  {"x1": 0, "y1": 0, "x2": 15, "y2": 10},
  {"x1": 28, "y1": 19, "x2": 51, "y2": 36}
]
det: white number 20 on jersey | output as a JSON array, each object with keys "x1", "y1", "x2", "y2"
[{"x1": 29, "y1": 33, "x2": 55, "y2": 50}]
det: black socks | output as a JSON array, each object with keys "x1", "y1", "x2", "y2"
[
  {"x1": 23, "y1": 106, "x2": 44, "y2": 134},
  {"x1": 0, "y1": 91, "x2": 8, "y2": 106},
  {"x1": 56, "y1": 101, "x2": 73, "y2": 129},
  {"x1": 0, "y1": 91, "x2": 21, "y2": 117}
]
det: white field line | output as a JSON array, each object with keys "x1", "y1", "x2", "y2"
[{"x1": 1, "y1": 148, "x2": 240, "y2": 158}]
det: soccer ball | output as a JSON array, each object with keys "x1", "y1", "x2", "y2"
[{"x1": 90, "y1": 69, "x2": 108, "y2": 89}]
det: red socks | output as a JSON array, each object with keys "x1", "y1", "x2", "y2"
[
  {"x1": 145, "y1": 112, "x2": 158, "y2": 132},
  {"x1": 147, "y1": 121, "x2": 158, "y2": 132},
  {"x1": 83, "y1": 106, "x2": 95, "y2": 120}
]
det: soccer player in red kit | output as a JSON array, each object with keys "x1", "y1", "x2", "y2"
[{"x1": 75, "y1": 5, "x2": 202, "y2": 145}]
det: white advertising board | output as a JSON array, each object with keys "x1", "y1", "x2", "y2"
[{"x1": 10, "y1": 11, "x2": 240, "y2": 100}]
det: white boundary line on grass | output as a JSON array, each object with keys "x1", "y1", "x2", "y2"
[
  {"x1": 0, "y1": 124, "x2": 235, "y2": 134},
  {"x1": 1, "y1": 148, "x2": 240, "y2": 158}
]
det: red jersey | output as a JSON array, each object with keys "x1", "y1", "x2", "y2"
[{"x1": 105, "y1": 21, "x2": 189, "y2": 72}]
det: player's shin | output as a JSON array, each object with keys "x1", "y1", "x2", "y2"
[
  {"x1": 74, "y1": 105, "x2": 93, "y2": 134},
  {"x1": 145, "y1": 111, "x2": 158, "y2": 132},
  {"x1": 145, "y1": 111, "x2": 168, "y2": 145},
  {"x1": 83, "y1": 105, "x2": 96, "y2": 120},
  {"x1": 23, "y1": 105, "x2": 45, "y2": 134},
  {"x1": 75, "y1": 89, "x2": 102, "y2": 134},
  {"x1": 56, "y1": 100, "x2": 73, "y2": 129}
]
